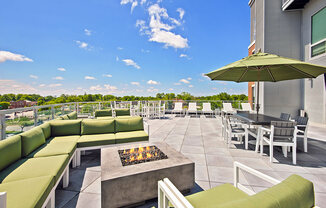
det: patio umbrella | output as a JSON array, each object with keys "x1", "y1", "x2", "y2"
[{"x1": 205, "y1": 52, "x2": 326, "y2": 113}]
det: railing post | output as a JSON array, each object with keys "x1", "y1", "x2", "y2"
[
  {"x1": 33, "y1": 107, "x2": 38, "y2": 126},
  {"x1": 76, "y1": 102, "x2": 79, "y2": 114},
  {"x1": 51, "y1": 106, "x2": 55, "y2": 120},
  {"x1": 99, "y1": 102, "x2": 101, "y2": 110},
  {"x1": 0, "y1": 114, "x2": 6, "y2": 140}
]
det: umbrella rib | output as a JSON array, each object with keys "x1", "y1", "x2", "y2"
[
  {"x1": 287, "y1": 65, "x2": 316, "y2": 78},
  {"x1": 267, "y1": 68, "x2": 276, "y2": 82},
  {"x1": 237, "y1": 68, "x2": 249, "y2": 82}
]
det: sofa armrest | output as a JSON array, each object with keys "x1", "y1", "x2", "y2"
[
  {"x1": 158, "y1": 178, "x2": 194, "y2": 208},
  {"x1": 0, "y1": 192, "x2": 6, "y2": 208},
  {"x1": 234, "y1": 162, "x2": 280, "y2": 195},
  {"x1": 143, "y1": 120, "x2": 149, "y2": 135}
]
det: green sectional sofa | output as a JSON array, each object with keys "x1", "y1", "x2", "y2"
[
  {"x1": 95, "y1": 108, "x2": 131, "y2": 119},
  {"x1": 0, "y1": 116, "x2": 149, "y2": 208},
  {"x1": 58, "y1": 111, "x2": 78, "y2": 120}
]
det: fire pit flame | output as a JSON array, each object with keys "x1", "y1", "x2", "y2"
[{"x1": 118, "y1": 145, "x2": 168, "y2": 166}]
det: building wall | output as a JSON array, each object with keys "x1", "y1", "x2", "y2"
[{"x1": 302, "y1": 0, "x2": 326, "y2": 124}]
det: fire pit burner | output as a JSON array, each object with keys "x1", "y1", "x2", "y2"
[{"x1": 118, "y1": 145, "x2": 168, "y2": 166}]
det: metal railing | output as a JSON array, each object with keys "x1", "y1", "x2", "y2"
[{"x1": 0, "y1": 100, "x2": 251, "y2": 140}]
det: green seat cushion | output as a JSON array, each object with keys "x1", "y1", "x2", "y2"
[
  {"x1": 39, "y1": 122, "x2": 51, "y2": 139},
  {"x1": 50, "y1": 120, "x2": 81, "y2": 136},
  {"x1": 97, "y1": 116, "x2": 114, "y2": 120},
  {"x1": 0, "y1": 135, "x2": 21, "y2": 172},
  {"x1": 115, "y1": 108, "x2": 130, "y2": 116},
  {"x1": 95, "y1": 109, "x2": 112, "y2": 117},
  {"x1": 115, "y1": 117, "x2": 144, "y2": 132},
  {"x1": 78, "y1": 134, "x2": 115, "y2": 148},
  {"x1": 116, "y1": 116, "x2": 134, "y2": 119},
  {"x1": 0, "y1": 175, "x2": 54, "y2": 208},
  {"x1": 56, "y1": 117, "x2": 64, "y2": 120},
  {"x1": 81, "y1": 119, "x2": 115, "y2": 135},
  {"x1": 27, "y1": 141, "x2": 76, "y2": 159},
  {"x1": 115, "y1": 130, "x2": 148, "y2": 144},
  {"x1": 185, "y1": 183, "x2": 248, "y2": 208},
  {"x1": 67, "y1": 111, "x2": 77, "y2": 119},
  {"x1": 0, "y1": 155, "x2": 69, "y2": 184},
  {"x1": 21, "y1": 127, "x2": 46, "y2": 157},
  {"x1": 48, "y1": 135, "x2": 80, "y2": 143}
]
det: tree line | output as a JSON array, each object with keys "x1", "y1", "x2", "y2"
[{"x1": 0, "y1": 92, "x2": 247, "y2": 109}]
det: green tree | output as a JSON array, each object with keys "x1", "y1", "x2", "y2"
[{"x1": 0, "y1": 102, "x2": 10, "y2": 109}]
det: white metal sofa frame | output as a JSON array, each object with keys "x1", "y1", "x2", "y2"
[
  {"x1": 0, "y1": 151, "x2": 77, "y2": 208},
  {"x1": 224, "y1": 116, "x2": 246, "y2": 148},
  {"x1": 157, "y1": 161, "x2": 321, "y2": 208},
  {"x1": 76, "y1": 120, "x2": 150, "y2": 166},
  {"x1": 260, "y1": 121, "x2": 297, "y2": 164}
]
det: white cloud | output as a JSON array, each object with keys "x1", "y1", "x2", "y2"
[
  {"x1": 85, "y1": 76, "x2": 96, "y2": 80},
  {"x1": 134, "y1": 4, "x2": 188, "y2": 49},
  {"x1": 75, "y1": 40, "x2": 89, "y2": 49},
  {"x1": 180, "y1": 54, "x2": 188, "y2": 58},
  {"x1": 49, "y1": 83, "x2": 62, "y2": 87},
  {"x1": 179, "y1": 79, "x2": 190, "y2": 84},
  {"x1": 0, "y1": 80, "x2": 37, "y2": 94},
  {"x1": 147, "y1": 87, "x2": 158, "y2": 92},
  {"x1": 116, "y1": 56, "x2": 120, "y2": 61},
  {"x1": 29, "y1": 75, "x2": 38, "y2": 79},
  {"x1": 53, "y1": 76, "x2": 64, "y2": 80},
  {"x1": 141, "y1": 49, "x2": 150, "y2": 53},
  {"x1": 122, "y1": 59, "x2": 141, "y2": 69},
  {"x1": 131, "y1": 1, "x2": 138, "y2": 13},
  {"x1": 117, "y1": 47, "x2": 123, "y2": 50},
  {"x1": 140, "y1": 0, "x2": 146, "y2": 5},
  {"x1": 147, "y1": 80, "x2": 159, "y2": 85},
  {"x1": 39, "y1": 84, "x2": 46, "y2": 87},
  {"x1": 174, "y1": 82, "x2": 181, "y2": 85},
  {"x1": 177, "y1": 8, "x2": 185, "y2": 19},
  {"x1": 187, "y1": 77, "x2": 192, "y2": 80},
  {"x1": 168, "y1": 88, "x2": 174, "y2": 91},
  {"x1": 104, "y1": 84, "x2": 118, "y2": 91},
  {"x1": 90, "y1": 85, "x2": 102, "y2": 91},
  {"x1": 57, "y1": 67, "x2": 66, "y2": 72},
  {"x1": 188, "y1": 85, "x2": 193, "y2": 88},
  {"x1": 120, "y1": 0, "x2": 138, "y2": 13},
  {"x1": 131, "y1": 81, "x2": 140, "y2": 86},
  {"x1": 0, "y1": 51, "x2": 33, "y2": 63},
  {"x1": 84, "y1": 29, "x2": 92, "y2": 36},
  {"x1": 103, "y1": 74, "x2": 112, "y2": 78}
]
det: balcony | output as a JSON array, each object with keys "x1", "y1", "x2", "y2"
[{"x1": 282, "y1": 0, "x2": 310, "y2": 11}]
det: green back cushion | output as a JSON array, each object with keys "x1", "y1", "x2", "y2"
[
  {"x1": 115, "y1": 117, "x2": 143, "y2": 132},
  {"x1": 67, "y1": 112, "x2": 77, "y2": 119},
  {"x1": 21, "y1": 127, "x2": 46, "y2": 157},
  {"x1": 39, "y1": 122, "x2": 51, "y2": 139},
  {"x1": 81, "y1": 119, "x2": 115, "y2": 135},
  {"x1": 0, "y1": 135, "x2": 21, "y2": 171},
  {"x1": 95, "y1": 110, "x2": 112, "y2": 117},
  {"x1": 61, "y1": 115, "x2": 69, "y2": 120},
  {"x1": 50, "y1": 120, "x2": 81, "y2": 136},
  {"x1": 222, "y1": 175, "x2": 315, "y2": 208},
  {"x1": 115, "y1": 109, "x2": 130, "y2": 116}
]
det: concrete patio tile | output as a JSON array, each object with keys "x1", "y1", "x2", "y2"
[
  {"x1": 182, "y1": 153, "x2": 207, "y2": 165},
  {"x1": 206, "y1": 155, "x2": 234, "y2": 167},
  {"x1": 315, "y1": 193, "x2": 326, "y2": 207},
  {"x1": 82, "y1": 177, "x2": 101, "y2": 194},
  {"x1": 204, "y1": 146, "x2": 231, "y2": 156},
  {"x1": 62, "y1": 193, "x2": 101, "y2": 208},
  {"x1": 55, "y1": 190, "x2": 79, "y2": 208},
  {"x1": 66, "y1": 169, "x2": 101, "y2": 192},
  {"x1": 232, "y1": 157, "x2": 273, "y2": 171},
  {"x1": 207, "y1": 166, "x2": 234, "y2": 184},
  {"x1": 166, "y1": 143, "x2": 182, "y2": 152},
  {"x1": 195, "y1": 164, "x2": 209, "y2": 181},
  {"x1": 195, "y1": 180, "x2": 210, "y2": 190},
  {"x1": 183, "y1": 138, "x2": 203, "y2": 146},
  {"x1": 181, "y1": 145, "x2": 205, "y2": 154}
]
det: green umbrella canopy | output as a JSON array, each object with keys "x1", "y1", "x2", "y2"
[{"x1": 205, "y1": 52, "x2": 326, "y2": 82}]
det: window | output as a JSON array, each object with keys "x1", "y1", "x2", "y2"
[{"x1": 311, "y1": 6, "x2": 326, "y2": 58}]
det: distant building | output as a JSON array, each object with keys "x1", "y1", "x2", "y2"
[
  {"x1": 10, "y1": 100, "x2": 37, "y2": 109},
  {"x1": 248, "y1": 0, "x2": 326, "y2": 125}
]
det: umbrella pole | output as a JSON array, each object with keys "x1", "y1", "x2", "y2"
[{"x1": 256, "y1": 81, "x2": 260, "y2": 115}]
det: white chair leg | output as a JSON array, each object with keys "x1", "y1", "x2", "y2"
[
  {"x1": 72, "y1": 153, "x2": 77, "y2": 168},
  {"x1": 76, "y1": 150, "x2": 81, "y2": 166},
  {"x1": 304, "y1": 135, "x2": 308, "y2": 153},
  {"x1": 228, "y1": 134, "x2": 232, "y2": 148},
  {"x1": 63, "y1": 167, "x2": 69, "y2": 188},
  {"x1": 245, "y1": 132, "x2": 248, "y2": 150},
  {"x1": 260, "y1": 138, "x2": 264, "y2": 156},
  {"x1": 293, "y1": 144, "x2": 297, "y2": 165},
  {"x1": 0, "y1": 192, "x2": 6, "y2": 208},
  {"x1": 282, "y1": 146, "x2": 288, "y2": 158},
  {"x1": 269, "y1": 144, "x2": 273, "y2": 163}
]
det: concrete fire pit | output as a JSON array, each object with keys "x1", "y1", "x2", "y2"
[{"x1": 101, "y1": 142, "x2": 195, "y2": 208}]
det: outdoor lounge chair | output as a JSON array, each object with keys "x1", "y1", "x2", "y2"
[
  {"x1": 295, "y1": 116, "x2": 309, "y2": 152},
  {"x1": 187, "y1": 102, "x2": 198, "y2": 116},
  {"x1": 260, "y1": 121, "x2": 297, "y2": 164},
  {"x1": 201, "y1": 103, "x2": 214, "y2": 116},
  {"x1": 280, "y1": 112, "x2": 291, "y2": 120},
  {"x1": 222, "y1": 103, "x2": 235, "y2": 115},
  {"x1": 241, "y1": 103, "x2": 253, "y2": 112},
  {"x1": 158, "y1": 161, "x2": 318, "y2": 208},
  {"x1": 172, "y1": 102, "x2": 184, "y2": 116}
]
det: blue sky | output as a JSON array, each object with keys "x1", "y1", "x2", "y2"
[{"x1": 0, "y1": 0, "x2": 249, "y2": 96}]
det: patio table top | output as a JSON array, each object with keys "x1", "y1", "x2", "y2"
[{"x1": 234, "y1": 112, "x2": 284, "y2": 125}]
